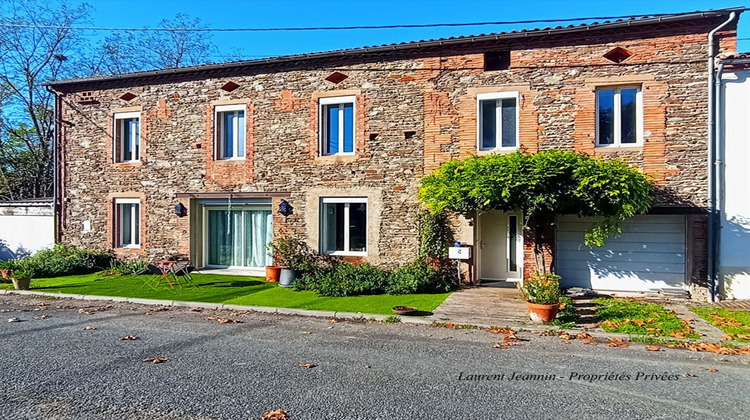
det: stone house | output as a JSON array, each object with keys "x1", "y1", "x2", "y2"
[{"x1": 48, "y1": 8, "x2": 740, "y2": 300}]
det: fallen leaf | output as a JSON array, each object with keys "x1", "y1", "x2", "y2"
[
  {"x1": 82, "y1": 326, "x2": 96, "y2": 330},
  {"x1": 607, "y1": 338, "x2": 629, "y2": 348},
  {"x1": 576, "y1": 332, "x2": 592, "y2": 340},
  {"x1": 561, "y1": 340, "x2": 571, "y2": 344},
  {"x1": 646, "y1": 345, "x2": 662, "y2": 351},
  {"x1": 488, "y1": 328, "x2": 515, "y2": 335},
  {"x1": 559, "y1": 332, "x2": 572, "y2": 340},
  {"x1": 538, "y1": 330, "x2": 557, "y2": 336},
  {"x1": 327, "y1": 319, "x2": 338, "y2": 324},
  {"x1": 299, "y1": 363, "x2": 316, "y2": 369},
  {"x1": 503, "y1": 335, "x2": 519, "y2": 343},
  {"x1": 143, "y1": 357, "x2": 168, "y2": 364},
  {"x1": 684, "y1": 373, "x2": 697, "y2": 377},
  {"x1": 33, "y1": 315, "x2": 49, "y2": 320},
  {"x1": 120, "y1": 335, "x2": 139, "y2": 341},
  {"x1": 300, "y1": 331, "x2": 312, "y2": 335},
  {"x1": 190, "y1": 307, "x2": 203, "y2": 312},
  {"x1": 720, "y1": 335, "x2": 734, "y2": 341},
  {"x1": 709, "y1": 368, "x2": 718, "y2": 373},
  {"x1": 669, "y1": 331, "x2": 686, "y2": 339},
  {"x1": 260, "y1": 409, "x2": 288, "y2": 420},
  {"x1": 78, "y1": 309, "x2": 91, "y2": 315},
  {"x1": 7, "y1": 317, "x2": 21, "y2": 323},
  {"x1": 582, "y1": 338, "x2": 597, "y2": 345},
  {"x1": 492, "y1": 342, "x2": 511, "y2": 349},
  {"x1": 443, "y1": 322, "x2": 454, "y2": 329}
]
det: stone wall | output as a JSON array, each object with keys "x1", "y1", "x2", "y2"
[{"x1": 56, "y1": 20, "x2": 734, "y2": 278}]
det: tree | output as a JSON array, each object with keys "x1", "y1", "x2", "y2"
[
  {"x1": 87, "y1": 14, "x2": 216, "y2": 75},
  {"x1": 0, "y1": 0, "x2": 90, "y2": 200},
  {"x1": 418, "y1": 150, "x2": 654, "y2": 273}
]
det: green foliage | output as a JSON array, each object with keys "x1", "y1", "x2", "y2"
[
  {"x1": 10, "y1": 259, "x2": 36, "y2": 280},
  {"x1": 594, "y1": 297, "x2": 700, "y2": 339},
  {"x1": 270, "y1": 238, "x2": 313, "y2": 268},
  {"x1": 384, "y1": 315, "x2": 401, "y2": 323},
  {"x1": 102, "y1": 260, "x2": 149, "y2": 277},
  {"x1": 294, "y1": 259, "x2": 454, "y2": 297},
  {"x1": 548, "y1": 296, "x2": 577, "y2": 329},
  {"x1": 418, "y1": 210, "x2": 455, "y2": 259},
  {"x1": 419, "y1": 150, "x2": 653, "y2": 246},
  {"x1": 691, "y1": 307, "x2": 750, "y2": 342},
  {"x1": 20, "y1": 244, "x2": 111, "y2": 278},
  {"x1": 520, "y1": 273, "x2": 561, "y2": 305}
]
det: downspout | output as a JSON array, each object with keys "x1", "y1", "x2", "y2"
[
  {"x1": 707, "y1": 11, "x2": 736, "y2": 303},
  {"x1": 44, "y1": 85, "x2": 63, "y2": 243}
]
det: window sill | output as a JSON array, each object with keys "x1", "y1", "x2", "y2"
[
  {"x1": 594, "y1": 144, "x2": 643, "y2": 152},
  {"x1": 324, "y1": 251, "x2": 367, "y2": 257},
  {"x1": 112, "y1": 161, "x2": 142, "y2": 167},
  {"x1": 315, "y1": 154, "x2": 358, "y2": 163},
  {"x1": 476, "y1": 147, "x2": 518, "y2": 156},
  {"x1": 215, "y1": 157, "x2": 246, "y2": 162}
]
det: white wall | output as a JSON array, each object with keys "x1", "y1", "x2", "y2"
[
  {"x1": 720, "y1": 69, "x2": 750, "y2": 299},
  {"x1": 0, "y1": 202, "x2": 54, "y2": 259}
]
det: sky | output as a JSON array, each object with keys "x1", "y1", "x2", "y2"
[{"x1": 62, "y1": 0, "x2": 750, "y2": 61}]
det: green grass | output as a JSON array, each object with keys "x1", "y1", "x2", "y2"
[
  {"x1": 0, "y1": 273, "x2": 450, "y2": 316},
  {"x1": 549, "y1": 296, "x2": 578, "y2": 329},
  {"x1": 593, "y1": 297, "x2": 700, "y2": 339},
  {"x1": 691, "y1": 307, "x2": 750, "y2": 342}
]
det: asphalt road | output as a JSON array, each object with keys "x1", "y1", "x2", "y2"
[{"x1": 1, "y1": 295, "x2": 749, "y2": 420}]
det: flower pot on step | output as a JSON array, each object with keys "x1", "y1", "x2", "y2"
[
  {"x1": 265, "y1": 266, "x2": 281, "y2": 283},
  {"x1": 12, "y1": 277, "x2": 31, "y2": 291},
  {"x1": 526, "y1": 301, "x2": 560, "y2": 323}
]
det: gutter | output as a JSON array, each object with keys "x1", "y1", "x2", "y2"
[
  {"x1": 44, "y1": 85, "x2": 63, "y2": 243},
  {"x1": 707, "y1": 11, "x2": 737, "y2": 303}
]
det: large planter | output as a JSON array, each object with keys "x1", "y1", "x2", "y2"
[
  {"x1": 278, "y1": 268, "x2": 299, "y2": 288},
  {"x1": 526, "y1": 301, "x2": 560, "y2": 323},
  {"x1": 265, "y1": 266, "x2": 281, "y2": 283},
  {"x1": 12, "y1": 277, "x2": 31, "y2": 291}
]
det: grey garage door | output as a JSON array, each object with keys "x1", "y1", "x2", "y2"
[{"x1": 555, "y1": 215, "x2": 687, "y2": 292}]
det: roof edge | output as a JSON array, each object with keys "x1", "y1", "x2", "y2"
[{"x1": 48, "y1": 7, "x2": 744, "y2": 89}]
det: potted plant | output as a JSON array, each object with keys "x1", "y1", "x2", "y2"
[
  {"x1": 265, "y1": 242, "x2": 282, "y2": 283},
  {"x1": 270, "y1": 238, "x2": 311, "y2": 287},
  {"x1": 520, "y1": 273, "x2": 562, "y2": 323},
  {"x1": 10, "y1": 261, "x2": 35, "y2": 291}
]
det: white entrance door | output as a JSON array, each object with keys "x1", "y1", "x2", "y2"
[{"x1": 478, "y1": 211, "x2": 523, "y2": 281}]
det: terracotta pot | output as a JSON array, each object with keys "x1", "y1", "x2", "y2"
[
  {"x1": 526, "y1": 301, "x2": 560, "y2": 323},
  {"x1": 12, "y1": 277, "x2": 31, "y2": 291},
  {"x1": 265, "y1": 266, "x2": 282, "y2": 283}
]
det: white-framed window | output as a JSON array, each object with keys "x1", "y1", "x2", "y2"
[
  {"x1": 321, "y1": 197, "x2": 367, "y2": 256},
  {"x1": 114, "y1": 198, "x2": 140, "y2": 248},
  {"x1": 114, "y1": 112, "x2": 140, "y2": 163},
  {"x1": 319, "y1": 96, "x2": 355, "y2": 156},
  {"x1": 596, "y1": 86, "x2": 643, "y2": 146},
  {"x1": 477, "y1": 92, "x2": 519, "y2": 151},
  {"x1": 215, "y1": 104, "x2": 246, "y2": 160}
]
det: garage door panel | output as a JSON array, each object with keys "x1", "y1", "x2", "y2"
[
  {"x1": 555, "y1": 250, "x2": 685, "y2": 264},
  {"x1": 555, "y1": 215, "x2": 686, "y2": 292},
  {"x1": 555, "y1": 240, "x2": 685, "y2": 253}
]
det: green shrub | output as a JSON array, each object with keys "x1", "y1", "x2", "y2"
[
  {"x1": 101, "y1": 260, "x2": 148, "y2": 277},
  {"x1": 294, "y1": 259, "x2": 454, "y2": 297},
  {"x1": 388, "y1": 260, "x2": 452, "y2": 295},
  {"x1": 418, "y1": 210, "x2": 455, "y2": 259},
  {"x1": 22, "y1": 244, "x2": 111, "y2": 278}
]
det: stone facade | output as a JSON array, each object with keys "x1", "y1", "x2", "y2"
[{"x1": 52, "y1": 15, "x2": 735, "y2": 296}]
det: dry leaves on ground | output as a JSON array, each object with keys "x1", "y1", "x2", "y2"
[
  {"x1": 260, "y1": 409, "x2": 288, "y2": 420},
  {"x1": 34, "y1": 305, "x2": 48, "y2": 311},
  {"x1": 120, "y1": 335, "x2": 139, "y2": 341},
  {"x1": 33, "y1": 315, "x2": 49, "y2": 320},
  {"x1": 143, "y1": 357, "x2": 168, "y2": 364},
  {"x1": 685, "y1": 373, "x2": 697, "y2": 377},
  {"x1": 708, "y1": 313, "x2": 743, "y2": 327},
  {"x1": 709, "y1": 368, "x2": 718, "y2": 372},
  {"x1": 646, "y1": 345, "x2": 663, "y2": 352},
  {"x1": 487, "y1": 328, "x2": 515, "y2": 335},
  {"x1": 204, "y1": 316, "x2": 243, "y2": 324},
  {"x1": 492, "y1": 342, "x2": 512, "y2": 349},
  {"x1": 327, "y1": 319, "x2": 338, "y2": 324},
  {"x1": 502, "y1": 335, "x2": 519, "y2": 343},
  {"x1": 7, "y1": 317, "x2": 21, "y2": 323},
  {"x1": 78, "y1": 309, "x2": 92, "y2": 315},
  {"x1": 82, "y1": 326, "x2": 96, "y2": 330},
  {"x1": 607, "y1": 338, "x2": 629, "y2": 348},
  {"x1": 538, "y1": 330, "x2": 557, "y2": 337},
  {"x1": 230, "y1": 310, "x2": 253, "y2": 316},
  {"x1": 561, "y1": 340, "x2": 571, "y2": 344},
  {"x1": 682, "y1": 342, "x2": 750, "y2": 356},
  {"x1": 299, "y1": 363, "x2": 316, "y2": 369},
  {"x1": 190, "y1": 308, "x2": 203, "y2": 312}
]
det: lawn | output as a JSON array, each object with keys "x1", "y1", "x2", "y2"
[
  {"x1": 593, "y1": 297, "x2": 700, "y2": 339},
  {"x1": 0, "y1": 273, "x2": 450, "y2": 315},
  {"x1": 691, "y1": 307, "x2": 750, "y2": 342}
]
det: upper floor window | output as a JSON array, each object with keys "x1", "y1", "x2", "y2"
[
  {"x1": 114, "y1": 198, "x2": 140, "y2": 248},
  {"x1": 215, "y1": 104, "x2": 246, "y2": 160},
  {"x1": 596, "y1": 87, "x2": 642, "y2": 146},
  {"x1": 477, "y1": 92, "x2": 519, "y2": 151},
  {"x1": 319, "y1": 96, "x2": 355, "y2": 156},
  {"x1": 114, "y1": 112, "x2": 140, "y2": 163},
  {"x1": 321, "y1": 197, "x2": 367, "y2": 256}
]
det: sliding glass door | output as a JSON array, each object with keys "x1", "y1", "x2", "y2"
[{"x1": 205, "y1": 207, "x2": 272, "y2": 268}]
